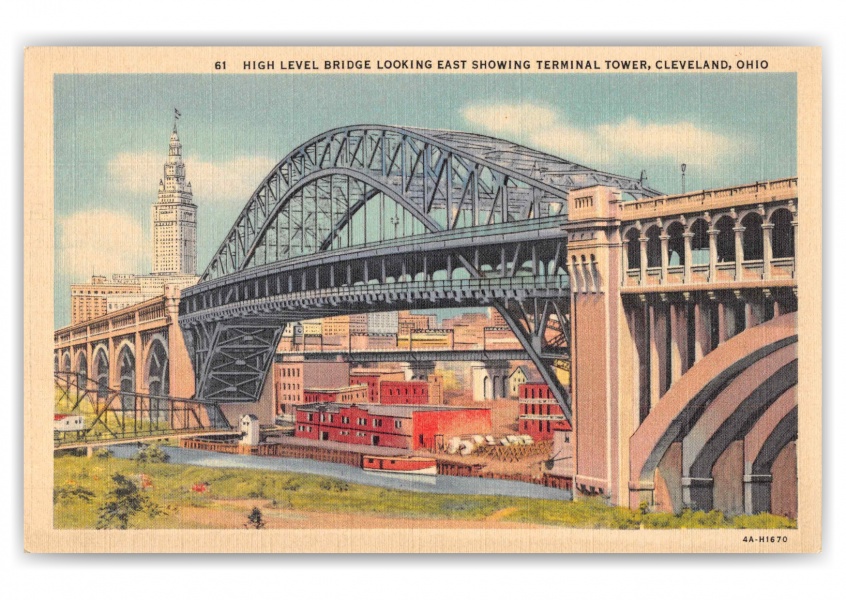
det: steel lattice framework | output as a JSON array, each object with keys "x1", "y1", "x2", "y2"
[
  {"x1": 181, "y1": 125, "x2": 660, "y2": 418},
  {"x1": 201, "y1": 125, "x2": 659, "y2": 282},
  {"x1": 53, "y1": 371, "x2": 229, "y2": 448}
]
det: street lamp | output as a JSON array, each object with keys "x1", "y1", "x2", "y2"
[{"x1": 681, "y1": 163, "x2": 687, "y2": 194}]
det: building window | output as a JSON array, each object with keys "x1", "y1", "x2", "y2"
[
  {"x1": 394, "y1": 420, "x2": 402, "y2": 429},
  {"x1": 373, "y1": 418, "x2": 382, "y2": 427}
]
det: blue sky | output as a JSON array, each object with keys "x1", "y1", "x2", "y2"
[{"x1": 54, "y1": 73, "x2": 797, "y2": 327}]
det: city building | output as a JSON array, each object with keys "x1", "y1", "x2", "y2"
[
  {"x1": 380, "y1": 380, "x2": 429, "y2": 405},
  {"x1": 70, "y1": 276, "x2": 142, "y2": 324},
  {"x1": 368, "y1": 311, "x2": 398, "y2": 335},
  {"x1": 273, "y1": 358, "x2": 351, "y2": 415},
  {"x1": 68, "y1": 121, "x2": 199, "y2": 326},
  {"x1": 301, "y1": 319, "x2": 323, "y2": 336},
  {"x1": 397, "y1": 329, "x2": 453, "y2": 350},
  {"x1": 152, "y1": 123, "x2": 197, "y2": 275},
  {"x1": 70, "y1": 273, "x2": 199, "y2": 325},
  {"x1": 303, "y1": 384, "x2": 369, "y2": 404},
  {"x1": 487, "y1": 307, "x2": 508, "y2": 328},
  {"x1": 508, "y1": 366, "x2": 530, "y2": 398},
  {"x1": 293, "y1": 403, "x2": 492, "y2": 450},
  {"x1": 238, "y1": 414, "x2": 260, "y2": 446},
  {"x1": 517, "y1": 382, "x2": 568, "y2": 440},
  {"x1": 350, "y1": 369, "x2": 406, "y2": 403},
  {"x1": 322, "y1": 314, "x2": 368, "y2": 337},
  {"x1": 363, "y1": 334, "x2": 397, "y2": 350},
  {"x1": 482, "y1": 326, "x2": 522, "y2": 350},
  {"x1": 426, "y1": 373, "x2": 444, "y2": 405},
  {"x1": 397, "y1": 311, "x2": 436, "y2": 336}
]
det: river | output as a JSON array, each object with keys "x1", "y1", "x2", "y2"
[{"x1": 109, "y1": 443, "x2": 571, "y2": 501}]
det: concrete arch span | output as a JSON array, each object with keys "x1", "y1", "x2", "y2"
[
  {"x1": 681, "y1": 357, "x2": 797, "y2": 513},
  {"x1": 743, "y1": 389, "x2": 798, "y2": 516},
  {"x1": 629, "y1": 312, "x2": 797, "y2": 510}
]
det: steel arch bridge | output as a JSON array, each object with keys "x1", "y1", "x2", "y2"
[{"x1": 179, "y1": 125, "x2": 660, "y2": 417}]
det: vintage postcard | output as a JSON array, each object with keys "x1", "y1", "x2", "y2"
[{"x1": 23, "y1": 46, "x2": 821, "y2": 552}]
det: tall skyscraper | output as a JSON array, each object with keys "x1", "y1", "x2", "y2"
[{"x1": 152, "y1": 123, "x2": 197, "y2": 275}]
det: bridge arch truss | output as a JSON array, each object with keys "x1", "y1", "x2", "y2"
[{"x1": 182, "y1": 125, "x2": 660, "y2": 416}]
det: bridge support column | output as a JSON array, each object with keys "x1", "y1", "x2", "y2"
[
  {"x1": 694, "y1": 299, "x2": 712, "y2": 362},
  {"x1": 470, "y1": 361, "x2": 510, "y2": 401},
  {"x1": 568, "y1": 186, "x2": 628, "y2": 504},
  {"x1": 681, "y1": 476, "x2": 714, "y2": 512},
  {"x1": 682, "y1": 232, "x2": 693, "y2": 283},
  {"x1": 85, "y1": 341, "x2": 94, "y2": 393},
  {"x1": 717, "y1": 300, "x2": 729, "y2": 345},
  {"x1": 107, "y1": 337, "x2": 118, "y2": 390},
  {"x1": 670, "y1": 301, "x2": 688, "y2": 384},
  {"x1": 649, "y1": 301, "x2": 669, "y2": 405},
  {"x1": 708, "y1": 227, "x2": 718, "y2": 282},
  {"x1": 134, "y1": 331, "x2": 144, "y2": 394},
  {"x1": 744, "y1": 474, "x2": 773, "y2": 514},
  {"x1": 734, "y1": 225, "x2": 745, "y2": 281},
  {"x1": 409, "y1": 360, "x2": 436, "y2": 381},
  {"x1": 762, "y1": 223, "x2": 774, "y2": 279}
]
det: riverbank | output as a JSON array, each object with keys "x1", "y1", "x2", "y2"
[
  {"x1": 53, "y1": 454, "x2": 796, "y2": 530},
  {"x1": 180, "y1": 436, "x2": 571, "y2": 491}
]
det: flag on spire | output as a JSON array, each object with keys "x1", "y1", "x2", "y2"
[{"x1": 174, "y1": 108, "x2": 181, "y2": 119}]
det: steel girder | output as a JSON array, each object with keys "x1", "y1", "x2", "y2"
[
  {"x1": 185, "y1": 125, "x2": 661, "y2": 412},
  {"x1": 182, "y1": 233, "x2": 572, "y2": 409},
  {"x1": 200, "y1": 125, "x2": 659, "y2": 282},
  {"x1": 53, "y1": 371, "x2": 228, "y2": 447},
  {"x1": 183, "y1": 319, "x2": 285, "y2": 403}
]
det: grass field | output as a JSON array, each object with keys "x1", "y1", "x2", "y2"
[{"x1": 53, "y1": 453, "x2": 796, "y2": 530}]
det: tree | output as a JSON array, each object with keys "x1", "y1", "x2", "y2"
[
  {"x1": 53, "y1": 484, "x2": 95, "y2": 504},
  {"x1": 96, "y1": 474, "x2": 163, "y2": 529},
  {"x1": 134, "y1": 443, "x2": 169, "y2": 464},
  {"x1": 245, "y1": 506, "x2": 266, "y2": 529}
]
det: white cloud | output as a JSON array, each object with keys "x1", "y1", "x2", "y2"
[
  {"x1": 107, "y1": 152, "x2": 278, "y2": 204},
  {"x1": 462, "y1": 103, "x2": 736, "y2": 167},
  {"x1": 58, "y1": 210, "x2": 146, "y2": 279}
]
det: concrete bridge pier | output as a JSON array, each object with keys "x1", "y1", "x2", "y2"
[
  {"x1": 408, "y1": 360, "x2": 436, "y2": 381},
  {"x1": 744, "y1": 474, "x2": 773, "y2": 514},
  {"x1": 471, "y1": 360, "x2": 510, "y2": 401},
  {"x1": 681, "y1": 477, "x2": 715, "y2": 512}
]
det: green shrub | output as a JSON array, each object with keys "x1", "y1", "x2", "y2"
[{"x1": 134, "y1": 443, "x2": 170, "y2": 464}]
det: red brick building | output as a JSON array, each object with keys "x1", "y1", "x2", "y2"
[
  {"x1": 294, "y1": 403, "x2": 492, "y2": 450},
  {"x1": 350, "y1": 369, "x2": 405, "y2": 403},
  {"x1": 303, "y1": 384, "x2": 368, "y2": 404},
  {"x1": 380, "y1": 380, "x2": 429, "y2": 405},
  {"x1": 517, "y1": 382, "x2": 569, "y2": 441},
  {"x1": 273, "y1": 358, "x2": 350, "y2": 416}
]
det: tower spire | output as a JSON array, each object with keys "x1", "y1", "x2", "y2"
[{"x1": 153, "y1": 113, "x2": 196, "y2": 275}]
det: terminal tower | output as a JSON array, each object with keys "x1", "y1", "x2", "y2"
[{"x1": 152, "y1": 123, "x2": 197, "y2": 275}]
